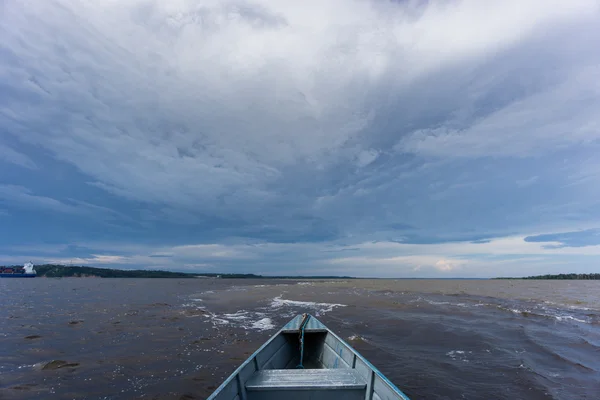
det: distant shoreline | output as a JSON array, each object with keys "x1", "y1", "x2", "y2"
[
  {"x1": 2, "y1": 264, "x2": 355, "y2": 279},
  {"x1": 4, "y1": 264, "x2": 597, "y2": 279},
  {"x1": 495, "y1": 273, "x2": 600, "y2": 280}
]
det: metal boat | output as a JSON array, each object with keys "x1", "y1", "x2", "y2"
[
  {"x1": 0, "y1": 262, "x2": 36, "y2": 278},
  {"x1": 207, "y1": 313, "x2": 410, "y2": 400}
]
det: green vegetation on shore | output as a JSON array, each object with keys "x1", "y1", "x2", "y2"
[
  {"x1": 9, "y1": 265, "x2": 598, "y2": 279},
  {"x1": 34, "y1": 264, "x2": 200, "y2": 278},
  {"x1": 496, "y1": 273, "x2": 600, "y2": 280},
  {"x1": 1, "y1": 264, "x2": 353, "y2": 279}
]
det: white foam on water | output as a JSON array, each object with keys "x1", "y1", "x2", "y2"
[
  {"x1": 251, "y1": 318, "x2": 275, "y2": 331},
  {"x1": 544, "y1": 300, "x2": 592, "y2": 311},
  {"x1": 554, "y1": 315, "x2": 588, "y2": 323},
  {"x1": 270, "y1": 296, "x2": 346, "y2": 316},
  {"x1": 419, "y1": 298, "x2": 495, "y2": 309},
  {"x1": 180, "y1": 302, "x2": 207, "y2": 309},
  {"x1": 446, "y1": 350, "x2": 471, "y2": 362},
  {"x1": 297, "y1": 282, "x2": 313, "y2": 286},
  {"x1": 223, "y1": 311, "x2": 250, "y2": 321},
  {"x1": 203, "y1": 312, "x2": 230, "y2": 326},
  {"x1": 347, "y1": 334, "x2": 369, "y2": 343},
  {"x1": 568, "y1": 305, "x2": 592, "y2": 311},
  {"x1": 498, "y1": 305, "x2": 592, "y2": 324},
  {"x1": 425, "y1": 300, "x2": 451, "y2": 306},
  {"x1": 182, "y1": 289, "x2": 345, "y2": 332},
  {"x1": 182, "y1": 292, "x2": 278, "y2": 331},
  {"x1": 454, "y1": 303, "x2": 470, "y2": 307},
  {"x1": 200, "y1": 308, "x2": 278, "y2": 331},
  {"x1": 508, "y1": 308, "x2": 526, "y2": 314}
]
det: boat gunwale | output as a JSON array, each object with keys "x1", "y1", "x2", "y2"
[
  {"x1": 206, "y1": 322, "x2": 285, "y2": 400},
  {"x1": 325, "y1": 324, "x2": 411, "y2": 400},
  {"x1": 206, "y1": 314, "x2": 411, "y2": 400}
]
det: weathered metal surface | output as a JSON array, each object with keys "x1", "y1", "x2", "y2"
[
  {"x1": 322, "y1": 328, "x2": 411, "y2": 400},
  {"x1": 281, "y1": 314, "x2": 328, "y2": 332},
  {"x1": 246, "y1": 369, "x2": 366, "y2": 391},
  {"x1": 247, "y1": 388, "x2": 365, "y2": 400},
  {"x1": 255, "y1": 334, "x2": 289, "y2": 369},
  {"x1": 207, "y1": 314, "x2": 411, "y2": 400},
  {"x1": 206, "y1": 330, "x2": 280, "y2": 400}
]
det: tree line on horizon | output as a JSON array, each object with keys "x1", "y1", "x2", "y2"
[
  {"x1": 498, "y1": 273, "x2": 600, "y2": 280},
  {"x1": 0, "y1": 264, "x2": 353, "y2": 279}
]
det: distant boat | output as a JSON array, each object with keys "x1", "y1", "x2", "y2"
[
  {"x1": 0, "y1": 262, "x2": 37, "y2": 278},
  {"x1": 207, "y1": 313, "x2": 410, "y2": 400}
]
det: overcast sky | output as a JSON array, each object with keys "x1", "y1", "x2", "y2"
[{"x1": 2, "y1": 0, "x2": 600, "y2": 277}]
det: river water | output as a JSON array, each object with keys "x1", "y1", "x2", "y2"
[{"x1": 1, "y1": 278, "x2": 599, "y2": 399}]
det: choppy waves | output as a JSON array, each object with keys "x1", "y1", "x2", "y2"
[
  {"x1": 270, "y1": 296, "x2": 346, "y2": 317},
  {"x1": 182, "y1": 290, "x2": 346, "y2": 331},
  {"x1": 409, "y1": 295, "x2": 598, "y2": 325}
]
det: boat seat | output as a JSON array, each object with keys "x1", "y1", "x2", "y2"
[{"x1": 246, "y1": 369, "x2": 366, "y2": 391}]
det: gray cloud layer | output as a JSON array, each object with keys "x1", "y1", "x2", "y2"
[{"x1": 1, "y1": 0, "x2": 600, "y2": 276}]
